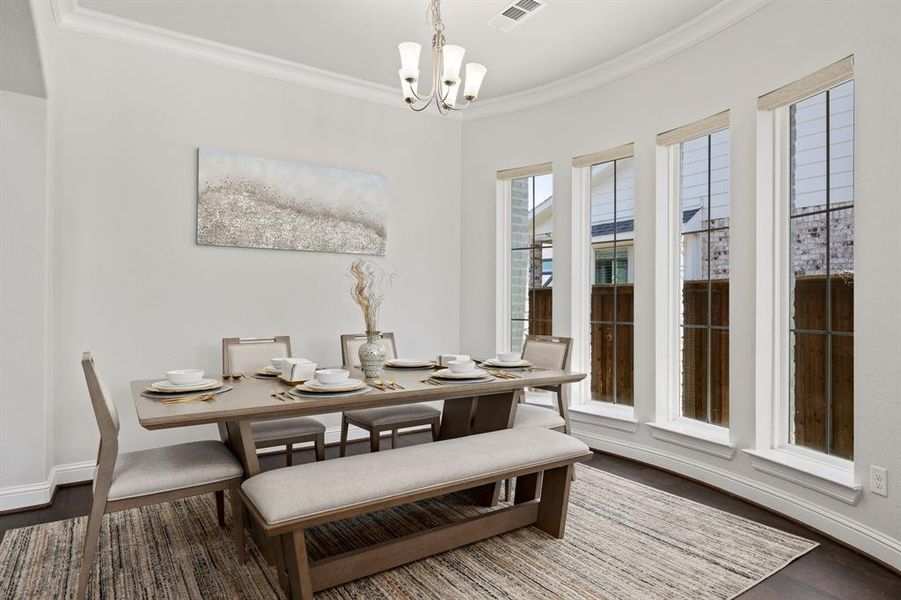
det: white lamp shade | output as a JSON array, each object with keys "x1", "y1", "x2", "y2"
[
  {"x1": 463, "y1": 63, "x2": 487, "y2": 100},
  {"x1": 398, "y1": 42, "x2": 421, "y2": 78},
  {"x1": 398, "y1": 70, "x2": 417, "y2": 102},
  {"x1": 441, "y1": 44, "x2": 465, "y2": 83},
  {"x1": 441, "y1": 79, "x2": 459, "y2": 108}
]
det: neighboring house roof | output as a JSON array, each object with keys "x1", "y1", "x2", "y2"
[{"x1": 591, "y1": 208, "x2": 701, "y2": 238}]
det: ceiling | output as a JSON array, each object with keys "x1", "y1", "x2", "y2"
[{"x1": 77, "y1": 0, "x2": 721, "y2": 98}]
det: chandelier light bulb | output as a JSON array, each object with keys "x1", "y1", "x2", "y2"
[
  {"x1": 398, "y1": 42, "x2": 421, "y2": 80},
  {"x1": 463, "y1": 63, "x2": 487, "y2": 100},
  {"x1": 441, "y1": 45, "x2": 465, "y2": 84}
]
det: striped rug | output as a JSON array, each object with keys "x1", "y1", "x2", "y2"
[{"x1": 0, "y1": 465, "x2": 815, "y2": 599}]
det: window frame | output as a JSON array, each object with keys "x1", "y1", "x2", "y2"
[
  {"x1": 569, "y1": 145, "x2": 636, "y2": 411},
  {"x1": 753, "y1": 64, "x2": 855, "y2": 475},
  {"x1": 495, "y1": 164, "x2": 553, "y2": 353},
  {"x1": 653, "y1": 113, "x2": 733, "y2": 446}
]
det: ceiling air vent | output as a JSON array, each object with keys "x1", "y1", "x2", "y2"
[{"x1": 488, "y1": 0, "x2": 546, "y2": 32}]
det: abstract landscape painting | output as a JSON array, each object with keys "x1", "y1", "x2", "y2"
[{"x1": 197, "y1": 148, "x2": 387, "y2": 255}]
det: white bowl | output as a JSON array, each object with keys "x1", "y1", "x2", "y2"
[
  {"x1": 271, "y1": 357, "x2": 289, "y2": 370},
  {"x1": 448, "y1": 359, "x2": 476, "y2": 373},
  {"x1": 166, "y1": 369, "x2": 204, "y2": 386},
  {"x1": 315, "y1": 368, "x2": 349, "y2": 385},
  {"x1": 497, "y1": 351, "x2": 520, "y2": 363}
]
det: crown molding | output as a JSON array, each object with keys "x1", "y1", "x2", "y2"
[
  {"x1": 461, "y1": 0, "x2": 773, "y2": 122},
  {"x1": 49, "y1": 0, "x2": 771, "y2": 123},
  {"x1": 48, "y1": 0, "x2": 461, "y2": 119}
]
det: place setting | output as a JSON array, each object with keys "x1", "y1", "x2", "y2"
[
  {"x1": 141, "y1": 369, "x2": 233, "y2": 405},
  {"x1": 280, "y1": 368, "x2": 375, "y2": 400},
  {"x1": 422, "y1": 358, "x2": 496, "y2": 386},
  {"x1": 384, "y1": 357, "x2": 437, "y2": 369}
]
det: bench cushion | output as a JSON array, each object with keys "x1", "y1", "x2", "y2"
[
  {"x1": 344, "y1": 404, "x2": 440, "y2": 427},
  {"x1": 242, "y1": 428, "x2": 589, "y2": 526}
]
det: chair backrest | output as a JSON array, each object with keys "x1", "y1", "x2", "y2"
[
  {"x1": 222, "y1": 336, "x2": 291, "y2": 376},
  {"x1": 340, "y1": 333, "x2": 397, "y2": 368},
  {"x1": 522, "y1": 335, "x2": 573, "y2": 371},
  {"x1": 81, "y1": 352, "x2": 120, "y2": 450}
]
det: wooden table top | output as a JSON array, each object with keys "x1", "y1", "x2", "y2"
[{"x1": 131, "y1": 366, "x2": 585, "y2": 430}]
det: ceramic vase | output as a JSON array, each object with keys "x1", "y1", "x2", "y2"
[{"x1": 358, "y1": 331, "x2": 386, "y2": 378}]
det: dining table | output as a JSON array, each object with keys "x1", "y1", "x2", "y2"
[{"x1": 130, "y1": 363, "x2": 586, "y2": 555}]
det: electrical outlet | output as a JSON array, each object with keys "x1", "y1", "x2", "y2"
[{"x1": 870, "y1": 466, "x2": 888, "y2": 497}]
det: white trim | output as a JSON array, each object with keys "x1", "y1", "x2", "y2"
[
  {"x1": 570, "y1": 165, "x2": 592, "y2": 403},
  {"x1": 463, "y1": 0, "x2": 773, "y2": 121},
  {"x1": 654, "y1": 144, "x2": 681, "y2": 422},
  {"x1": 570, "y1": 403, "x2": 639, "y2": 433},
  {"x1": 48, "y1": 0, "x2": 446, "y2": 118},
  {"x1": 572, "y1": 428, "x2": 901, "y2": 571},
  {"x1": 0, "y1": 460, "x2": 95, "y2": 512},
  {"x1": 495, "y1": 179, "x2": 512, "y2": 351},
  {"x1": 744, "y1": 448, "x2": 861, "y2": 505},
  {"x1": 648, "y1": 418, "x2": 736, "y2": 459},
  {"x1": 49, "y1": 0, "x2": 771, "y2": 122}
]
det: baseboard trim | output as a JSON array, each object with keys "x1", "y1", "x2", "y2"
[
  {"x1": 573, "y1": 429, "x2": 901, "y2": 572},
  {"x1": 0, "y1": 424, "x2": 431, "y2": 513},
  {"x1": 0, "y1": 460, "x2": 95, "y2": 513}
]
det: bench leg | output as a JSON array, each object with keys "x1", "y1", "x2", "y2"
[
  {"x1": 514, "y1": 471, "x2": 543, "y2": 504},
  {"x1": 215, "y1": 490, "x2": 225, "y2": 527},
  {"x1": 391, "y1": 429, "x2": 400, "y2": 449},
  {"x1": 536, "y1": 465, "x2": 573, "y2": 538},
  {"x1": 284, "y1": 530, "x2": 314, "y2": 600},
  {"x1": 273, "y1": 533, "x2": 290, "y2": 594},
  {"x1": 369, "y1": 428, "x2": 381, "y2": 453}
]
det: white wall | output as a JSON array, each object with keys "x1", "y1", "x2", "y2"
[
  {"x1": 0, "y1": 90, "x2": 51, "y2": 498},
  {"x1": 27, "y1": 2, "x2": 461, "y2": 473},
  {"x1": 460, "y1": 0, "x2": 901, "y2": 567}
]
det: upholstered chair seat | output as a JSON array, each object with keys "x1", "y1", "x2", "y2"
[
  {"x1": 344, "y1": 404, "x2": 441, "y2": 428},
  {"x1": 512, "y1": 403, "x2": 566, "y2": 430},
  {"x1": 106, "y1": 440, "x2": 243, "y2": 501},
  {"x1": 251, "y1": 417, "x2": 327, "y2": 444}
]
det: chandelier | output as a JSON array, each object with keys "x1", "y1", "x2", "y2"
[{"x1": 397, "y1": 0, "x2": 487, "y2": 114}]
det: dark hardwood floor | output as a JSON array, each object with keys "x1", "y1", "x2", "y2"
[{"x1": 2, "y1": 432, "x2": 898, "y2": 599}]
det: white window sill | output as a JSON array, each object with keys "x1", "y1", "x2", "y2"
[
  {"x1": 743, "y1": 448, "x2": 861, "y2": 505},
  {"x1": 570, "y1": 402, "x2": 638, "y2": 433},
  {"x1": 648, "y1": 418, "x2": 736, "y2": 459}
]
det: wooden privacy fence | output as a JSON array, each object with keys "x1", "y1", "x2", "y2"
[{"x1": 527, "y1": 274, "x2": 852, "y2": 458}]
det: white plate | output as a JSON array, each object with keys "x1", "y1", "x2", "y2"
[
  {"x1": 298, "y1": 379, "x2": 367, "y2": 393},
  {"x1": 150, "y1": 379, "x2": 222, "y2": 393},
  {"x1": 290, "y1": 386, "x2": 372, "y2": 399},
  {"x1": 481, "y1": 359, "x2": 532, "y2": 368},
  {"x1": 433, "y1": 368, "x2": 489, "y2": 380},
  {"x1": 386, "y1": 358, "x2": 435, "y2": 368},
  {"x1": 256, "y1": 367, "x2": 281, "y2": 376}
]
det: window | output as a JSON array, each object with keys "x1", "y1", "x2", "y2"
[
  {"x1": 510, "y1": 173, "x2": 554, "y2": 353},
  {"x1": 589, "y1": 157, "x2": 635, "y2": 405},
  {"x1": 788, "y1": 80, "x2": 854, "y2": 459},
  {"x1": 679, "y1": 130, "x2": 731, "y2": 426}
]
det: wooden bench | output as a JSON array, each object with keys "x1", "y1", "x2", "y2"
[{"x1": 240, "y1": 427, "x2": 592, "y2": 599}]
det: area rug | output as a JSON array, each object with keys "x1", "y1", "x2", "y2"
[{"x1": 0, "y1": 465, "x2": 816, "y2": 599}]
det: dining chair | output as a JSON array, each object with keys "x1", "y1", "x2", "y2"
[
  {"x1": 78, "y1": 352, "x2": 245, "y2": 599},
  {"x1": 338, "y1": 333, "x2": 441, "y2": 455},
  {"x1": 222, "y1": 337, "x2": 326, "y2": 465},
  {"x1": 506, "y1": 335, "x2": 574, "y2": 500}
]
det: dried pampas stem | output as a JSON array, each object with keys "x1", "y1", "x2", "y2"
[{"x1": 348, "y1": 259, "x2": 396, "y2": 332}]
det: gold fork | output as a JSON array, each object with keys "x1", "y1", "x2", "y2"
[{"x1": 162, "y1": 392, "x2": 216, "y2": 405}]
